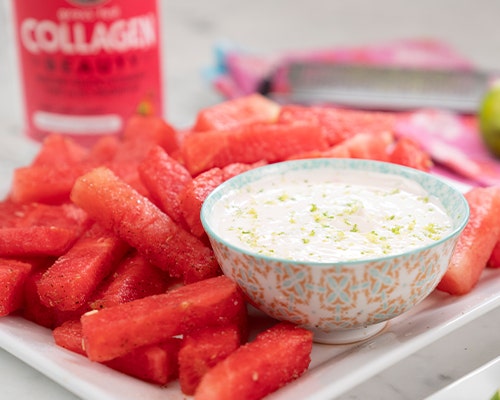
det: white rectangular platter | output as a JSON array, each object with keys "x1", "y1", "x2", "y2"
[
  {"x1": 1, "y1": 133, "x2": 500, "y2": 399},
  {"x1": 2, "y1": 256, "x2": 500, "y2": 400}
]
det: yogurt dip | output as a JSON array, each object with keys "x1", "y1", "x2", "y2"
[{"x1": 211, "y1": 168, "x2": 454, "y2": 262}]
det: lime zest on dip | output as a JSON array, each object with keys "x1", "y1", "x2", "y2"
[{"x1": 213, "y1": 169, "x2": 454, "y2": 262}]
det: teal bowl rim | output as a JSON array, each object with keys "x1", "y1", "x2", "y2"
[{"x1": 200, "y1": 158, "x2": 470, "y2": 267}]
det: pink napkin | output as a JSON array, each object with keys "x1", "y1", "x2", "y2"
[
  {"x1": 395, "y1": 110, "x2": 500, "y2": 186},
  {"x1": 206, "y1": 39, "x2": 499, "y2": 187}
]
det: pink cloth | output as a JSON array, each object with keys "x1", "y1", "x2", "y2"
[{"x1": 395, "y1": 110, "x2": 500, "y2": 186}]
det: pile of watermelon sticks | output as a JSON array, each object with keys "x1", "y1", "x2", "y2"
[{"x1": 1, "y1": 94, "x2": 500, "y2": 399}]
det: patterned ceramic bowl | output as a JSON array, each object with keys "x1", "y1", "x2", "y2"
[{"x1": 201, "y1": 159, "x2": 469, "y2": 344}]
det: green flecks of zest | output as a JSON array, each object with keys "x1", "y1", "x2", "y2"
[
  {"x1": 335, "y1": 231, "x2": 346, "y2": 242},
  {"x1": 425, "y1": 223, "x2": 438, "y2": 234},
  {"x1": 382, "y1": 243, "x2": 393, "y2": 254},
  {"x1": 278, "y1": 193, "x2": 290, "y2": 202},
  {"x1": 345, "y1": 202, "x2": 361, "y2": 215},
  {"x1": 367, "y1": 231, "x2": 379, "y2": 244},
  {"x1": 424, "y1": 223, "x2": 444, "y2": 240},
  {"x1": 391, "y1": 225, "x2": 403, "y2": 235}
]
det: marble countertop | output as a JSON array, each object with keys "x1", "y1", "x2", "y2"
[{"x1": 1, "y1": 1, "x2": 500, "y2": 399}]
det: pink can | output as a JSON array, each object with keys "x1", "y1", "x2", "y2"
[{"x1": 13, "y1": 0, "x2": 163, "y2": 146}]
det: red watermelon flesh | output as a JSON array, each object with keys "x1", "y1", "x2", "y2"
[
  {"x1": 70, "y1": 167, "x2": 220, "y2": 283},
  {"x1": 194, "y1": 322, "x2": 313, "y2": 400},
  {"x1": 192, "y1": 94, "x2": 280, "y2": 132},
  {"x1": 81, "y1": 275, "x2": 246, "y2": 362},
  {"x1": 437, "y1": 186, "x2": 500, "y2": 295},
  {"x1": 180, "y1": 121, "x2": 328, "y2": 175}
]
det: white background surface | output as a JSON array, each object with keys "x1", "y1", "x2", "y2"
[
  {"x1": 1, "y1": 1, "x2": 500, "y2": 399},
  {"x1": 426, "y1": 356, "x2": 500, "y2": 400}
]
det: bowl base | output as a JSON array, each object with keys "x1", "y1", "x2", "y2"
[{"x1": 312, "y1": 321, "x2": 387, "y2": 344}]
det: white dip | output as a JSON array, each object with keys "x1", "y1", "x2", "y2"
[{"x1": 212, "y1": 168, "x2": 454, "y2": 262}]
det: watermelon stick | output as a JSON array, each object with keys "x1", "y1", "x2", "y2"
[
  {"x1": 194, "y1": 322, "x2": 313, "y2": 400},
  {"x1": 81, "y1": 275, "x2": 246, "y2": 362},
  {"x1": 37, "y1": 222, "x2": 129, "y2": 311},
  {"x1": 70, "y1": 166, "x2": 221, "y2": 283},
  {"x1": 437, "y1": 186, "x2": 500, "y2": 295}
]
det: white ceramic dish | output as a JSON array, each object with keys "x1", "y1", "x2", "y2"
[
  {"x1": 0, "y1": 136, "x2": 499, "y2": 399},
  {"x1": 425, "y1": 355, "x2": 500, "y2": 400}
]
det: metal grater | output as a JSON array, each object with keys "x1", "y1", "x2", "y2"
[{"x1": 272, "y1": 62, "x2": 494, "y2": 113}]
